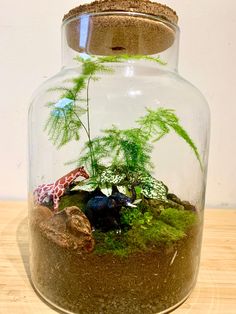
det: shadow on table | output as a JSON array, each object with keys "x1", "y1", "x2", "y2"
[
  {"x1": 16, "y1": 216, "x2": 65, "y2": 314},
  {"x1": 16, "y1": 217, "x2": 30, "y2": 278}
]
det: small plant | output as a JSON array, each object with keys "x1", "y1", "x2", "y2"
[{"x1": 121, "y1": 207, "x2": 153, "y2": 229}]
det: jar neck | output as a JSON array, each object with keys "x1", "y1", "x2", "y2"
[{"x1": 61, "y1": 12, "x2": 180, "y2": 72}]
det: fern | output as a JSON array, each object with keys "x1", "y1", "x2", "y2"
[
  {"x1": 79, "y1": 126, "x2": 153, "y2": 179},
  {"x1": 44, "y1": 99, "x2": 87, "y2": 148},
  {"x1": 76, "y1": 105, "x2": 202, "y2": 192},
  {"x1": 44, "y1": 54, "x2": 202, "y2": 191},
  {"x1": 45, "y1": 54, "x2": 166, "y2": 149},
  {"x1": 137, "y1": 108, "x2": 203, "y2": 169}
]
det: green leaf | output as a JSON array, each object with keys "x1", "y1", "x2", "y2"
[{"x1": 139, "y1": 174, "x2": 168, "y2": 201}]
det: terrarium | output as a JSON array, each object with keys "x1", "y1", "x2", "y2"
[{"x1": 28, "y1": 1, "x2": 210, "y2": 313}]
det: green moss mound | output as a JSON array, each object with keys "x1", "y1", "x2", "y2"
[
  {"x1": 94, "y1": 207, "x2": 197, "y2": 256},
  {"x1": 93, "y1": 231, "x2": 129, "y2": 257},
  {"x1": 159, "y1": 207, "x2": 197, "y2": 231},
  {"x1": 59, "y1": 191, "x2": 89, "y2": 211}
]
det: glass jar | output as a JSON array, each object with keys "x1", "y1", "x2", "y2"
[{"x1": 28, "y1": 1, "x2": 210, "y2": 313}]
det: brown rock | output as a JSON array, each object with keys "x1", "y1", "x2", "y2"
[
  {"x1": 37, "y1": 206, "x2": 95, "y2": 253},
  {"x1": 65, "y1": 206, "x2": 93, "y2": 239},
  {"x1": 31, "y1": 205, "x2": 53, "y2": 224},
  {"x1": 181, "y1": 201, "x2": 196, "y2": 212},
  {"x1": 167, "y1": 193, "x2": 182, "y2": 204},
  {"x1": 168, "y1": 194, "x2": 196, "y2": 211}
]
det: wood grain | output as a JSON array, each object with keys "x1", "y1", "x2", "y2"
[{"x1": 0, "y1": 202, "x2": 235, "y2": 313}]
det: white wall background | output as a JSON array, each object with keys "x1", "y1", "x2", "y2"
[{"x1": 0, "y1": 0, "x2": 235, "y2": 207}]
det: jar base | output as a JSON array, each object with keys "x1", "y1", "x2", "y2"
[{"x1": 31, "y1": 276, "x2": 197, "y2": 314}]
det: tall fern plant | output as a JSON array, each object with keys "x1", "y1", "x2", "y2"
[{"x1": 45, "y1": 55, "x2": 202, "y2": 190}]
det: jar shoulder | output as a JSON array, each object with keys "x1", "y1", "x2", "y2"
[
  {"x1": 168, "y1": 72, "x2": 209, "y2": 104},
  {"x1": 30, "y1": 68, "x2": 78, "y2": 103},
  {"x1": 29, "y1": 66, "x2": 210, "y2": 118},
  {"x1": 155, "y1": 71, "x2": 210, "y2": 116}
]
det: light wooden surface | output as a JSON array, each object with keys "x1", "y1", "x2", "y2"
[{"x1": 0, "y1": 202, "x2": 235, "y2": 314}]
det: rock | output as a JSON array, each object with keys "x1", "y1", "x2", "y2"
[
  {"x1": 31, "y1": 205, "x2": 53, "y2": 224},
  {"x1": 37, "y1": 206, "x2": 95, "y2": 253},
  {"x1": 167, "y1": 193, "x2": 182, "y2": 204},
  {"x1": 143, "y1": 195, "x2": 189, "y2": 215},
  {"x1": 65, "y1": 206, "x2": 93, "y2": 238},
  {"x1": 166, "y1": 200, "x2": 185, "y2": 211},
  {"x1": 143, "y1": 198, "x2": 163, "y2": 208},
  {"x1": 181, "y1": 201, "x2": 196, "y2": 212},
  {"x1": 167, "y1": 193, "x2": 196, "y2": 211}
]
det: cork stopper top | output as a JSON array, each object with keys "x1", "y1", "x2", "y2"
[
  {"x1": 63, "y1": 0, "x2": 178, "y2": 56},
  {"x1": 63, "y1": 0, "x2": 178, "y2": 25}
]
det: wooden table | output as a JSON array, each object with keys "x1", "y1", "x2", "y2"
[{"x1": 0, "y1": 202, "x2": 235, "y2": 313}]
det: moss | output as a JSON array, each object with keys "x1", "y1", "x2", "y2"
[
  {"x1": 126, "y1": 220, "x2": 185, "y2": 250},
  {"x1": 121, "y1": 207, "x2": 153, "y2": 227},
  {"x1": 159, "y1": 207, "x2": 197, "y2": 231},
  {"x1": 127, "y1": 208, "x2": 197, "y2": 249},
  {"x1": 59, "y1": 191, "x2": 89, "y2": 211},
  {"x1": 58, "y1": 192, "x2": 198, "y2": 257},
  {"x1": 93, "y1": 207, "x2": 198, "y2": 257},
  {"x1": 93, "y1": 231, "x2": 129, "y2": 257},
  {"x1": 144, "y1": 220, "x2": 185, "y2": 243}
]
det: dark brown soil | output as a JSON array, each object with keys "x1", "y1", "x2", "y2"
[{"x1": 30, "y1": 206, "x2": 203, "y2": 314}]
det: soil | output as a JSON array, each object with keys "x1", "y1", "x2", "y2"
[{"x1": 30, "y1": 203, "x2": 203, "y2": 314}]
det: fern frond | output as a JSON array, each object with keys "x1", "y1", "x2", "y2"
[
  {"x1": 44, "y1": 103, "x2": 85, "y2": 149},
  {"x1": 45, "y1": 54, "x2": 202, "y2": 182},
  {"x1": 79, "y1": 125, "x2": 154, "y2": 182},
  {"x1": 138, "y1": 107, "x2": 203, "y2": 169},
  {"x1": 168, "y1": 122, "x2": 203, "y2": 169}
]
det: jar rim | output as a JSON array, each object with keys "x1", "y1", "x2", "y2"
[{"x1": 62, "y1": 11, "x2": 179, "y2": 32}]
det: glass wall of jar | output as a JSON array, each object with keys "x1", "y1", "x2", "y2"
[{"x1": 28, "y1": 5, "x2": 210, "y2": 314}]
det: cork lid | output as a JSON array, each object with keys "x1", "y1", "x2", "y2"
[{"x1": 64, "y1": 0, "x2": 178, "y2": 56}]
